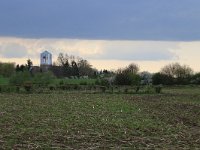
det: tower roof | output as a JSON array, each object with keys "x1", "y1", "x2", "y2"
[{"x1": 41, "y1": 50, "x2": 51, "y2": 55}]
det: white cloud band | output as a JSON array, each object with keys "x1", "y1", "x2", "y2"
[{"x1": 0, "y1": 37, "x2": 199, "y2": 72}]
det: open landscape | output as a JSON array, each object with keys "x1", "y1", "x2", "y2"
[
  {"x1": 1, "y1": 0, "x2": 200, "y2": 149},
  {"x1": 0, "y1": 51, "x2": 200, "y2": 149},
  {"x1": 0, "y1": 86, "x2": 200, "y2": 149}
]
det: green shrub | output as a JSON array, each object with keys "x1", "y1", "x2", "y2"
[
  {"x1": 155, "y1": 85, "x2": 162, "y2": 94},
  {"x1": 3, "y1": 86, "x2": 11, "y2": 93},
  {"x1": 0, "y1": 85, "x2": 18, "y2": 93},
  {"x1": 23, "y1": 81, "x2": 33, "y2": 92},
  {"x1": 190, "y1": 73, "x2": 200, "y2": 84},
  {"x1": 73, "y1": 84, "x2": 79, "y2": 90},
  {"x1": 9, "y1": 71, "x2": 32, "y2": 86},
  {"x1": 80, "y1": 81, "x2": 87, "y2": 85},
  {"x1": 100, "y1": 86, "x2": 106, "y2": 93},
  {"x1": 33, "y1": 72, "x2": 55, "y2": 85},
  {"x1": 59, "y1": 80, "x2": 64, "y2": 85},
  {"x1": 87, "y1": 85, "x2": 93, "y2": 90},
  {"x1": 0, "y1": 75, "x2": 9, "y2": 85},
  {"x1": 115, "y1": 73, "x2": 141, "y2": 86},
  {"x1": 110, "y1": 86, "x2": 114, "y2": 93},
  {"x1": 144, "y1": 85, "x2": 154, "y2": 94},
  {"x1": 16, "y1": 86, "x2": 20, "y2": 93},
  {"x1": 0, "y1": 62, "x2": 15, "y2": 77},
  {"x1": 95, "y1": 79, "x2": 101, "y2": 85},
  {"x1": 100, "y1": 79, "x2": 110, "y2": 87},
  {"x1": 152, "y1": 73, "x2": 174, "y2": 85},
  {"x1": 135, "y1": 86, "x2": 140, "y2": 93},
  {"x1": 49, "y1": 85, "x2": 56, "y2": 91},
  {"x1": 93, "y1": 86, "x2": 97, "y2": 90},
  {"x1": 124, "y1": 88, "x2": 128, "y2": 93}
]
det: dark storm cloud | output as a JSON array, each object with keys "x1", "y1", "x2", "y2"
[{"x1": 0, "y1": 0, "x2": 200, "y2": 40}]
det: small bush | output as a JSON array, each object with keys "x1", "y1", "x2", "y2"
[
  {"x1": 59, "y1": 85, "x2": 66, "y2": 90},
  {"x1": 10, "y1": 71, "x2": 32, "y2": 86},
  {"x1": 16, "y1": 86, "x2": 20, "y2": 93},
  {"x1": 33, "y1": 72, "x2": 55, "y2": 86},
  {"x1": 110, "y1": 86, "x2": 114, "y2": 93},
  {"x1": 115, "y1": 73, "x2": 141, "y2": 86},
  {"x1": 124, "y1": 88, "x2": 128, "y2": 93},
  {"x1": 73, "y1": 84, "x2": 79, "y2": 90},
  {"x1": 88, "y1": 85, "x2": 93, "y2": 90},
  {"x1": 100, "y1": 79, "x2": 110, "y2": 87},
  {"x1": 95, "y1": 79, "x2": 101, "y2": 85},
  {"x1": 135, "y1": 86, "x2": 140, "y2": 93},
  {"x1": 100, "y1": 86, "x2": 106, "y2": 93},
  {"x1": 144, "y1": 85, "x2": 154, "y2": 94},
  {"x1": 59, "y1": 80, "x2": 64, "y2": 85},
  {"x1": 49, "y1": 85, "x2": 56, "y2": 91},
  {"x1": 80, "y1": 81, "x2": 87, "y2": 85},
  {"x1": 23, "y1": 81, "x2": 33, "y2": 92},
  {"x1": 93, "y1": 86, "x2": 97, "y2": 90},
  {"x1": 0, "y1": 85, "x2": 16, "y2": 93},
  {"x1": 152, "y1": 73, "x2": 174, "y2": 85},
  {"x1": 155, "y1": 85, "x2": 162, "y2": 94}
]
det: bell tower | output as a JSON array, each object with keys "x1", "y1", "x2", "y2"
[{"x1": 40, "y1": 50, "x2": 52, "y2": 66}]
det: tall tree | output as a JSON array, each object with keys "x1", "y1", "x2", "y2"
[
  {"x1": 115, "y1": 63, "x2": 141, "y2": 85},
  {"x1": 125, "y1": 63, "x2": 140, "y2": 74},
  {"x1": 27, "y1": 59, "x2": 33, "y2": 71},
  {"x1": 161, "y1": 63, "x2": 193, "y2": 78},
  {"x1": 160, "y1": 63, "x2": 193, "y2": 84},
  {"x1": 56, "y1": 53, "x2": 95, "y2": 77},
  {"x1": 0, "y1": 62, "x2": 15, "y2": 77}
]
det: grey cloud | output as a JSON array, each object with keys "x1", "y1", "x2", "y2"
[{"x1": 0, "y1": 0, "x2": 200, "y2": 41}]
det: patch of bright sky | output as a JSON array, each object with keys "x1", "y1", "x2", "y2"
[{"x1": 0, "y1": 37, "x2": 199, "y2": 73}]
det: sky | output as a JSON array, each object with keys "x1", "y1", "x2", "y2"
[{"x1": 0, "y1": 0, "x2": 200, "y2": 72}]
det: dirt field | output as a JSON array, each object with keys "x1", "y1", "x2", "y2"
[{"x1": 0, "y1": 87, "x2": 200, "y2": 149}]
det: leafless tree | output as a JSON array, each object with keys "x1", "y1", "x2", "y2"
[
  {"x1": 161, "y1": 63, "x2": 193, "y2": 78},
  {"x1": 124, "y1": 63, "x2": 139, "y2": 74}
]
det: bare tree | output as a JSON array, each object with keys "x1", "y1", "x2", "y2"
[
  {"x1": 57, "y1": 53, "x2": 69, "y2": 67},
  {"x1": 161, "y1": 63, "x2": 193, "y2": 78},
  {"x1": 77, "y1": 59, "x2": 94, "y2": 76},
  {"x1": 56, "y1": 53, "x2": 96, "y2": 77},
  {"x1": 124, "y1": 63, "x2": 139, "y2": 74}
]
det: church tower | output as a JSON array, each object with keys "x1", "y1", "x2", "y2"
[
  {"x1": 40, "y1": 51, "x2": 52, "y2": 71},
  {"x1": 40, "y1": 50, "x2": 52, "y2": 66}
]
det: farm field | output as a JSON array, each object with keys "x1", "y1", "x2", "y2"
[{"x1": 0, "y1": 87, "x2": 200, "y2": 149}]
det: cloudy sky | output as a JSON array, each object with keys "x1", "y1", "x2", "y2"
[{"x1": 0, "y1": 0, "x2": 200, "y2": 72}]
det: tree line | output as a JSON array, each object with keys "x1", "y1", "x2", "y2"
[
  {"x1": 54, "y1": 53, "x2": 97, "y2": 78},
  {"x1": 114, "y1": 62, "x2": 199, "y2": 86},
  {"x1": 0, "y1": 53, "x2": 200, "y2": 86}
]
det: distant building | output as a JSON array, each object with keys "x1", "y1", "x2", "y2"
[
  {"x1": 40, "y1": 51, "x2": 52, "y2": 71},
  {"x1": 40, "y1": 50, "x2": 52, "y2": 66}
]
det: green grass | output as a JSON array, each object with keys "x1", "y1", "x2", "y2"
[
  {"x1": 0, "y1": 87, "x2": 200, "y2": 149},
  {"x1": 163, "y1": 85, "x2": 200, "y2": 95},
  {"x1": 0, "y1": 76, "x2": 9, "y2": 85},
  {"x1": 53, "y1": 78, "x2": 97, "y2": 85}
]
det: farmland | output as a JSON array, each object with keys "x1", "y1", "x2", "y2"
[{"x1": 0, "y1": 87, "x2": 200, "y2": 149}]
